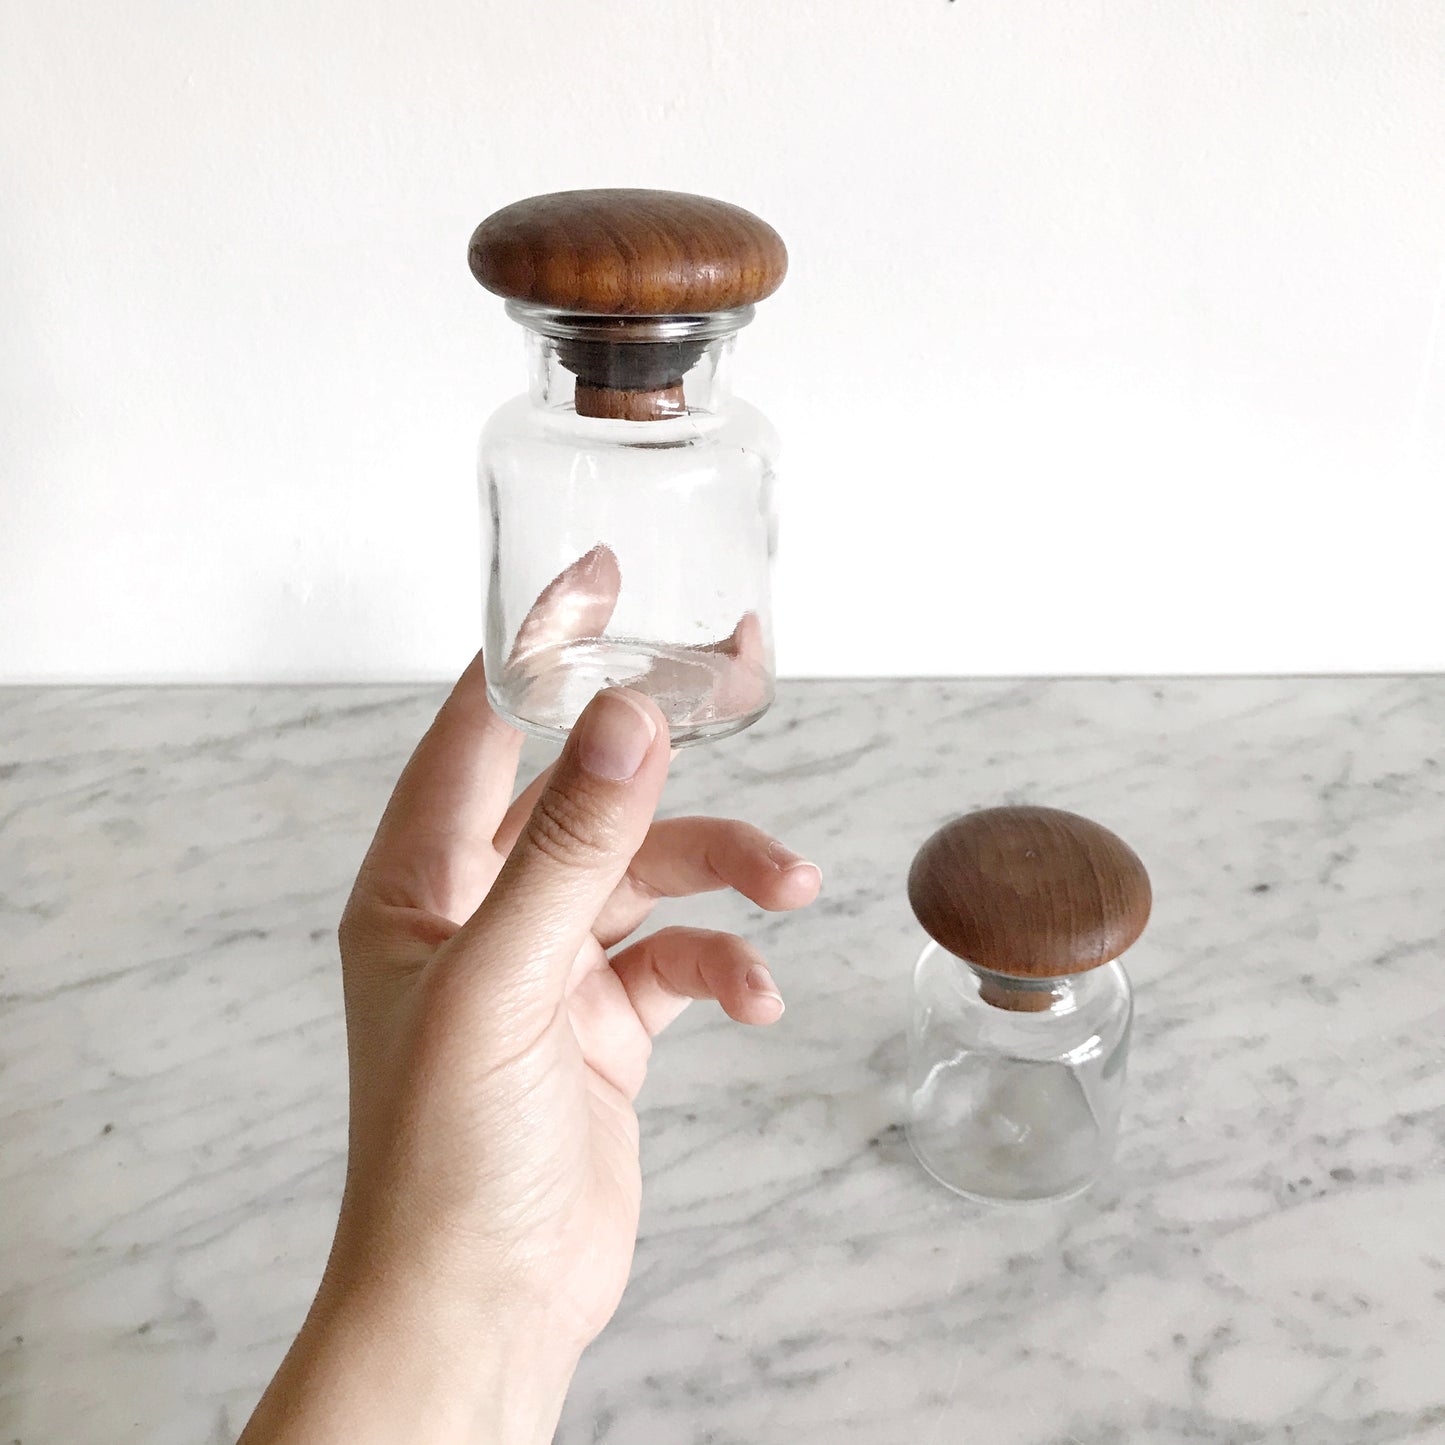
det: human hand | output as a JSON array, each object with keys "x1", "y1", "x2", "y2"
[{"x1": 240, "y1": 653, "x2": 820, "y2": 1445}]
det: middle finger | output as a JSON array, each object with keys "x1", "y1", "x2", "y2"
[{"x1": 592, "y1": 816, "x2": 821, "y2": 948}]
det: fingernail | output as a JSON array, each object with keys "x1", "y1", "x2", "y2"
[
  {"x1": 575, "y1": 689, "x2": 658, "y2": 781},
  {"x1": 768, "y1": 840, "x2": 814, "y2": 872},
  {"x1": 746, "y1": 963, "x2": 784, "y2": 1010}
]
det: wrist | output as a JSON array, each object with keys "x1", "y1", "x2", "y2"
[
  {"x1": 242, "y1": 1242, "x2": 579, "y2": 1445},
  {"x1": 333, "y1": 1261, "x2": 577, "y2": 1445}
]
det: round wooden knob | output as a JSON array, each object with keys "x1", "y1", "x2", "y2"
[
  {"x1": 468, "y1": 189, "x2": 787, "y2": 315},
  {"x1": 908, "y1": 806, "x2": 1151, "y2": 982}
]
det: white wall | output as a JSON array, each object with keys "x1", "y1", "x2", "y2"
[{"x1": 3, "y1": 0, "x2": 1443, "y2": 683}]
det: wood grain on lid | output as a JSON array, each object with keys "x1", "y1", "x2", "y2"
[
  {"x1": 908, "y1": 805, "x2": 1151, "y2": 979},
  {"x1": 469, "y1": 189, "x2": 787, "y2": 315}
]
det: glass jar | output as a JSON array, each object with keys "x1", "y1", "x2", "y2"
[
  {"x1": 479, "y1": 306, "x2": 778, "y2": 745},
  {"x1": 468, "y1": 189, "x2": 788, "y2": 746},
  {"x1": 905, "y1": 805, "x2": 1152, "y2": 1205},
  {"x1": 906, "y1": 944, "x2": 1134, "y2": 1203}
]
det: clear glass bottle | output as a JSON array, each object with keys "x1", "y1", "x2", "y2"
[
  {"x1": 468, "y1": 190, "x2": 788, "y2": 746},
  {"x1": 905, "y1": 806, "x2": 1151, "y2": 1204}
]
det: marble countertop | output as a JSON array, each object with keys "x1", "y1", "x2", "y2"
[{"x1": 2, "y1": 678, "x2": 1443, "y2": 1444}]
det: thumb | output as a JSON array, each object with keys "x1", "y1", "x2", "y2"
[{"x1": 448, "y1": 686, "x2": 669, "y2": 1015}]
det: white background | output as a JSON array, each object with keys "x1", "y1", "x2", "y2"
[{"x1": 3, "y1": 0, "x2": 1443, "y2": 683}]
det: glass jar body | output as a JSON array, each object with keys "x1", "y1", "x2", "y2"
[
  {"x1": 479, "y1": 330, "x2": 778, "y2": 746},
  {"x1": 906, "y1": 943, "x2": 1133, "y2": 1204}
]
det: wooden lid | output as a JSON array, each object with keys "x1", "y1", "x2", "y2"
[
  {"x1": 468, "y1": 189, "x2": 787, "y2": 315},
  {"x1": 908, "y1": 806, "x2": 1151, "y2": 981}
]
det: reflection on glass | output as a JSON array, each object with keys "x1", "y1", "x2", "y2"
[{"x1": 497, "y1": 545, "x2": 770, "y2": 745}]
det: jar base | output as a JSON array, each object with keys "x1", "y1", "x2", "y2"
[
  {"x1": 906, "y1": 1121, "x2": 1101, "y2": 1206},
  {"x1": 490, "y1": 635, "x2": 771, "y2": 748},
  {"x1": 905, "y1": 1052, "x2": 1111, "y2": 1206}
]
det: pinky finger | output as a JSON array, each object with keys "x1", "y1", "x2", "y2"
[{"x1": 610, "y1": 926, "x2": 786, "y2": 1036}]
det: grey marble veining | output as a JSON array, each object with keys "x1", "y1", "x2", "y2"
[{"x1": 1, "y1": 678, "x2": 1443, "y2": 1444}]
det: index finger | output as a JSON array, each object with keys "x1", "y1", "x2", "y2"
[{"x1": 355, "y1": 648, "x2": 523, "y2": 919}]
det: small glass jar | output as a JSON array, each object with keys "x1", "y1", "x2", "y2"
[
  {"x1": 479, "y1": 307, "x2": 777, "y2": 745},
  {"x1": 469, "y1": 189, "x2": 788, "y2": 746},
  {"x1": 905, "y1": 805, "x2": 1152, "y2": 1205},
  {"x1": 907, "y1": 944, "x2": 1134, "y2": 1203}
]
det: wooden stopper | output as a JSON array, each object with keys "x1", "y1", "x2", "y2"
[
  {"x1": 908, "y1": 806, "x2": 1151, "y2": 1012},
  {"x1": 976, "y1": 977, "x2": 1058, "y2": 1013},
  {"x1": 470, "y1": 189, "x2": 786, "y2": 421},
  {"x1": 469, "y1": 189, "x2": 787, "y2": 315},
  {"x1": 573, "y1": 380, "x2": 686, "y2": 422}
]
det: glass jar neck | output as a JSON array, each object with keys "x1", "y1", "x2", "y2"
[
  {"x1": 969, "y1": 965, "x2": 1077, "y2": 1014},
  {"x1": 510, "y1": 304, "x2": 747, "y2": 422}
]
